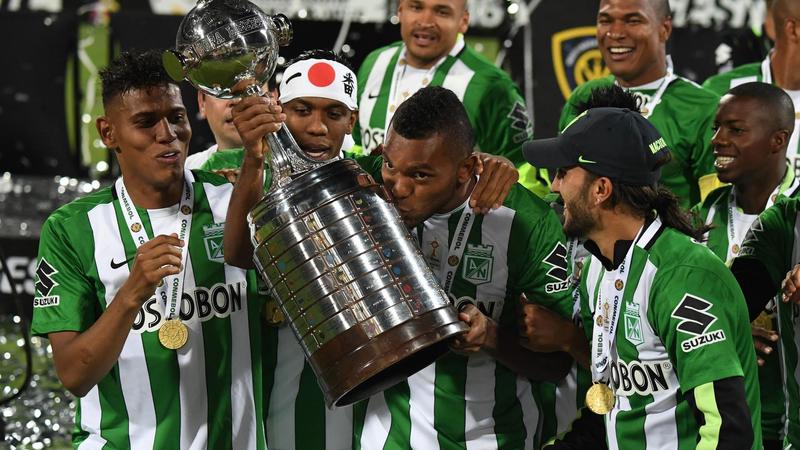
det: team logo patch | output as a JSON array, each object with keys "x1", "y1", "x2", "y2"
[
  {"x1": 462, "y1": 244, "x2": 494, "y2": 285},
  {"x1": 203, "y1": 222, "x2": 225, "y2": 263},
  {"x1": 131, "y1": 223, "x2": 142, "y2": 232},
  {"x1": 623, "y1": 301, "x2": 644, "y2": 346},
  {"x1": 34, "y1": 258, "x2": 60, "y2": 308},
  {"x1": 544, "y1": 242, "x2": 570, "y2": 293},
  {"x1": 507, "y1": 101, "x2": 533, "y2": 144},
  {"x1": 671, "y1": 294, "x2": 727, "y2": 352},
  {"x1": 551, "y1": 26, "x2": 610, "y2": 101}
]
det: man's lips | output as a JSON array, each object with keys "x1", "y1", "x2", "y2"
[
  {"x1": 411, "y1": 30, "x2": 437, "y2": 46},
  {"x1": 156, "y1": 150, "x2": 181, "y2": 163},
  {"x1": 605, "y1": 46, "x2": 634, "y2": 61}
]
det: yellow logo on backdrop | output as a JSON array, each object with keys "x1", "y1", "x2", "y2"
[{"x1": 552, "y1": 27, "x2": 610, "y2": 100}]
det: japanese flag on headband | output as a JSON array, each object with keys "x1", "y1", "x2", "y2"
[{"x1": 279, "y1": 58, "x2": 358, "y2": 110}]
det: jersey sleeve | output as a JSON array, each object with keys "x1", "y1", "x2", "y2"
[
  {"x1": 31, "y1": 216, "x2": 98, "y2": 336},
  {"x1": 736, "y1": 198, "x2": 797, "y2": 287},
  {"x1": 648, "y1": 265, "x2": 749, "y2": 392},
  {"x1": 350, "y1": 152, "x2": 384, "y2": 182},
  {"x1": 511, "y1": 205, "x2": 573, "y2": 318},
  {"x1": 473, "y1": 78, "x2": 532, "y2": 168}
]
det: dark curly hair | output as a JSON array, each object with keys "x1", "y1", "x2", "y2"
[
  {"x1": 100, "y1": 49, "x2": 177, "y2": 106},
  {"x1": 390, "y1": 86, "x2": 475, "y2": 158},
  {"x1": 286, "y1": 49, "x2": 355, "y2": 71}
]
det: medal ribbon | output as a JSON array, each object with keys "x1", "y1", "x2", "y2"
[
  {"x1": 440, "y1": 204, "x2": 475, "y2": 294},
  {"x1": 115, "y1": 170, "x2": 194, "y2": 322},
  {"x1": 590, "y1": 217, "x2": 662, "y2": 384}
]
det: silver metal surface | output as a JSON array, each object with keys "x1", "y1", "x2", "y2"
[{"x1": 251, "y1": 159, "x2": 467, "y2": 406}]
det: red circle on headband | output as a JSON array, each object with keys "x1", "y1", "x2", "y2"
[{"x1": 308, "y1": 62, "x2": 336, "y2": 87}]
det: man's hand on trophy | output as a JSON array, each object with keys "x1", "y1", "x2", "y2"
[
  {"x1": 450, "y1": 303, "x2": 494, "y2": 355},
  {"x1": 469, "y1": 153, "x2": 519, "y2": 215},
  {"x1": 231, "y1": 95, "x2": 286, "y2": 159}
]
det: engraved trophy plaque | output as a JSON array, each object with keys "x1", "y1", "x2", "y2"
[{"x1": 165, "y1": 0, "x2": 467, "y2": 407}]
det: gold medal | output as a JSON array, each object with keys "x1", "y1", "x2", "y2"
[
  {"x1": 752, "y1": 311, "x2": 773, "y2": 332},
  {"x1": 585, "y1": 383, "x2": 615, "y2": 414},
  {"x1": 264, "y1": 300, "x2": 285, "y2": 326},
  {"x1": 158, "y1": 319, "x2": 188, "y2": 350}
]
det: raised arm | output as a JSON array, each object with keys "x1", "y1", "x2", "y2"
[{"x1": 223, "y1": 96, "x2": 284, "y2": 269}]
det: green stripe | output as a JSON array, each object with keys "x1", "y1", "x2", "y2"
[
  {"x1": 295, "y1": 361, "x2": 326, "y2": 450},
  {"x1": 430, "y1": 53, "x2": 459, "y2": 87},
  {"x1": 492, "y1": 363, "x2": 526, "y2": 449},
  {"x1": 368, "y1": 48, "x2": 401, "y2": 129},
  {"x1": 695, "y1": 382, "x2": 722, "y2": 450},
  {"x1": 536, "y1": 382, "x2": 558, "y2": 443},
  {"x1": 384, "y1": 383, "x2": 412, "y2": 450},
  {"x1": 192, "y1": 183, "x2": 234, "y2": 448},
  {"x1": 130, "y1": 202, "x2": 182, "y2": 448},
  {"x1": 434, "y1": 355, "x2": 467, "y2": 450}
]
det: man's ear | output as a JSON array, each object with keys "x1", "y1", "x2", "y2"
[
  {"x1": 594, "y1": 177, "x2": 614, "y2": 206},
  {"x1": 347, "y1": 110, "x2": 359, "y2": 134},
  {"x1": 772, "y1": 129, "x2": 790, "y2": 153},
  {"x1": 458, "y1": 153, "x2": 479, "y2": 183},
  {"x1": 96, "y1": 116, "x2": 119, "y2": 153},
  {"x1": 197, "y1": 91, "x2": 207, "y2": 119}
]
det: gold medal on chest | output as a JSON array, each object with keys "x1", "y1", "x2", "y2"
[
  {"x1": 585, "y1": 382, "x2": 615, "y2": 414},
  {"x1": 158, "y1": 319, "x2": 189, "y2": 350}
]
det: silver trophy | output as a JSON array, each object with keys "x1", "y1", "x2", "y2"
[{"x1": 166, "y1": 0, "x2": 467, "y2": 407}]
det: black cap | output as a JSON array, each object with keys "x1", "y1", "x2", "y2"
[{"x1": 522, "y1": 107, "x2": 670, "y2": 186}]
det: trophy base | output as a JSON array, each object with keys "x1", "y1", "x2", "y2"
[{"x1": 309, "y1": 306, "x2": 468, "y2": 408}]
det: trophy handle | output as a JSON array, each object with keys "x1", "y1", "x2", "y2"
[{"x1": 264, "y1": 124, "x2": 335, "y2": 190}]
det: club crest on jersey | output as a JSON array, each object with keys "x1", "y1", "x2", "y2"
[
  {"x1": 623, "y1": 301, "x2": 644, "y2": 346},
  {"x1": 551, "y1": 26, "x2": 611, "y2": 101},
  {"x1": 544, "y1": 242, "x2": 570, "y2": 293},
  {"x1": 671, "y1": 294, "x2": 727, "y2": 352},
  {"x1": 203, "y1": 222, "x2": 225, "y2": 263},
  {"x1": 33, "y1": 258, "x2": 60, "y2": 308},
  {"x1": 462, "y1": 244, "x2": 494, "y2": 285}
]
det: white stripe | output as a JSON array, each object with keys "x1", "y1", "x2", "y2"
[
  {"x1": 517, "y1": 377, "x2": 540, "y2": 449},
  {"x1": 205, "y1": 181, "x2": 258, "y2": 450},
  {"x1": 359, "y1": 392, "x2": 392, "y2": 450},
  {"x1": 408, "y1": 364, "x2": 439, "y2": 450},
  {"x1": 554, "y1": 365, "x2": 579, "y2": 434},
  {"x1": 89, "y1": 203, "x2": 157, "y2": 449},
  {"x1": 326, "y1": 398, "x2": 353, "y2": 450},
  {"x1": 268, "y1": 326, "x2": 305, "y2": 450},
  {"x1": 441, "y1": 59, "x2": 476, "y2": 103},
  {"x1": 359, "y1": 46, "x2": 399, "y2": 134},
  {"x1": 76, "y1": 387, "x2": 106, "y2": 449},
  {"x1": 463, "y1": 207, "x2": 514, "y2": 449}
]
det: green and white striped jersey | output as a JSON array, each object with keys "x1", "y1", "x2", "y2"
[
  {"x1": 353, "y1": 39, "x2": 544, "y2": 196},
  {"x1": 738, "y1": 196, "x2": 800, "y2": 447},
  {"x1": 703, "y1": 57, "x2": 800, "y2": 178},
  {"x1": 692, "y1": 171, "x2": 799, "y2": 442},
  {"x1": 353, "y1": 184, "x2": 573, "y2": 450},
  {"x1": 578, "y1": 220, "x2": 761, "y2": 450},
  {"x1": 560, "y1": 75, "x2": 720, "y2": 209},
  {"x1": 31, "y1": 170, "x2": 266, "y2": 449}
]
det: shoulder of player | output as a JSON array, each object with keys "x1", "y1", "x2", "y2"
[
  {"x1": 701, "y1": 62, "x2": 761, "y2": 94},
  {"x1": 567, "y1": 75, "x2": 615, "y2": 101},
  {"x1": 695, "y1": 185, "x2": 732, "y2": 214},
  {"x1": 456, "y1": 47, "x2": 510, "y2": 81},
  {"x1": 357, "y1": 41, "x2": 402, "y2": 76},
  {"x1": 190, "y1": 169, "x2": 230, "y2": 187},
  {"x1": 501, "y1": 185, "x2": 562, "y2": 230},
  {"x1": 666, "y1": 77, "x2": 721, "y2": 105},
  {"x1": 647, "y1": 230, "x2": 733, "y2": 283}
]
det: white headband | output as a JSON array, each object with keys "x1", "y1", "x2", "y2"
[{"x1": 279, "y1": 58, "x2": 358, "y2": 110}]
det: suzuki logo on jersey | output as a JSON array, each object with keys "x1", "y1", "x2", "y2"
[
  {"x1": 33, "y1": 258, "x2": 60, "y2": 308},
  {"x1": 132, "y1": 281, "x2": 246, "y2": 333},
  {"x1": 672, "y1": 294, "x2": 727, "y2": 352},
  {"x1": 203, "y1": 222, "x2": 225, "y2": 263},
  {"x1": 462, "y1": 244, "x2": 493, "y2": 285},
  {"x1": 610, "y1": 359, "x2": 675, "y2": 397},
  {"x1": 544, "y1": 242, "x2": 570, "y2": 293},
  {"x1": 738, "y1": 217, "x2": 763, "y2": 257},
  {"x1": 450, "y1": 294, "x2": 504, "y2": 321}
]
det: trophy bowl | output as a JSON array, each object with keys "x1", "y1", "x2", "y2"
[{"x1": 163, "y1": 0, "x2": 291, "y2": 98}]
